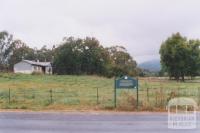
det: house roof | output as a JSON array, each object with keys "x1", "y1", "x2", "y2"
[{"x1": 23, "y1": 60, "x2": 51, "y2": 67}]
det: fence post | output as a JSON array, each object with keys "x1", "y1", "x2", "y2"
[
  {"x1": 160, "y1": 87, "x2": 164, "y2": 108},
  {"x1": 155, "y1": 90, "x2": 158, "y2": 106},
  {"x1": 114, "y1": 79, "x2": 117, "y2": 108},
  {"x1": 50, "y1": 89, "x2": 53, "y2": 104},
  {"x1": 146, "y1": 88, "x2": 149, "y2": 103},
  {"x1": 136, "y1": 78, "x2": 139, "y2": 110},
  {"x1": 96, "y1": 88, "x2": 99, "y2": 105},
  {"x1": 8, "y1": 88, "x2": 10, "y2": 104},
  {"x1": 23, "y1": 89, "x2": 26, "y2": 102},
  {"x1": 198, "y1": 88, "x2": 200, "y2": 106}
]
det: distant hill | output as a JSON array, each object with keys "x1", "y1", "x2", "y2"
[{"x1": 138, "y1": 59, "x2": 161, "y2": 72}]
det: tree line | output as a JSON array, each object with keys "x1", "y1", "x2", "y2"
[
  {"x1": 0, "y1": 31, "x2": 139, "y2": 77},
  {"x1": 160, "y1": 32, "x2": 200, "y2": 81}
]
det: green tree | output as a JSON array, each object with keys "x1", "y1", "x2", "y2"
[
  {"x1": 53, "y1": 37, "x2": 137, "y2": 77},
  {"x1": 53, "y1": 37, "x2": 111, "y2": 75},
  {"x1": 53, "y1": 37, "x2": 83, "y2": 74},
  {"x1": 80, "y1": 37, "x2": 109, "y2": 75},
  {"x1": 160, "y1": 33, "x2": 188, "y2": 81},
  {"x1": 34, "y1": 45, "x2": 54, "y2": 62},
  {"x1": 0, "y1": 31, "x2": 15, "y2": 70},
  {"x1": 107, "y1": 46, "x2": 137, "y2": 77},
  {"x1": 186, "y1": 40, "x2": 200, "y2": 78},
  {"x1": 8, "y1": 40, "x2": 35, "y2": 70}
]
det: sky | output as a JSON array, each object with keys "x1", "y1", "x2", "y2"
[{"x1": 1, "y1": 0, "x2": 200, "y2": 63}]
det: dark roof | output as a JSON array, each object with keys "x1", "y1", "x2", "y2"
[{"x1": 23, "y1": 60, "x2": 51, "y2": 67}]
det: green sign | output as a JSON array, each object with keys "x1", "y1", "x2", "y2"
[
  {"x1": 116, "y1": 76, "x2": 137, "y2": 89},
  {"x1": 114, "y1": 75, "x2": 139, "y2": 109}
]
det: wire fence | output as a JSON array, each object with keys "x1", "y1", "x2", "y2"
[
  {"x1": 0, "y1": 87, "x2": 114, "y2": 110},
  {"x1": 0, "y1": 86, "x2": 200, "y2": 111}
]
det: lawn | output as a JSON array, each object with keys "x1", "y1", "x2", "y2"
[{"x1": 0, "y1": 73, "x2": 199, "y2": 111}]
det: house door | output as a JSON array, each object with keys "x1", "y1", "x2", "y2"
[{"x1": 42, "y1": 66, "x2": 46, "y2": 73}]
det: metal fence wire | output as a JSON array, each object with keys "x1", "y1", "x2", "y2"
[{"x1": 0, "y1": 87, "x2": 200, "y2": 111}]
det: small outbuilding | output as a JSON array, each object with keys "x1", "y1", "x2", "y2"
[{"x1": 14, "y1": 60, "x2": 52, "y2": 74}]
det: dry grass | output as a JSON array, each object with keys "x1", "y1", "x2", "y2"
[{"x1": 0, "y1": 73, "x2": 200, "y2": 111}]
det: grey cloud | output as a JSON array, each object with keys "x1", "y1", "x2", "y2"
[{"x1": 1, "y1": 0, "x2": 200, "y2": 63}]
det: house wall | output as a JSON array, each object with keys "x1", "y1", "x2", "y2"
[
  {"x1": 14, "y1": 61, "x2": 33, "y2": 74},
  {"x1": 14, "y1": 61, "x2": 52, "y2": 74},
  {"x1": 45, "y1": 66, "x2": 52, "y2": 74},
  {"x1": 32, "y1": 65, "x2": 43, "y2": 73}
]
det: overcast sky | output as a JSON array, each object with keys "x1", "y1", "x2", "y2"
[{"x1": 1, "y1": 0, "x2": 200, "y2": 63}]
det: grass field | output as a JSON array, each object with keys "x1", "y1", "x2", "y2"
[{"x1": 0, "y1": 73, "x2": 200, "y2": 111}]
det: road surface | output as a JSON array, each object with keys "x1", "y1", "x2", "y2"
[{"x1": 0, "y1": 112, "x2": 199, "y2": 133}]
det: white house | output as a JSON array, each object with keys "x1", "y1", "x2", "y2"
[{"x1": 14, "y1": 60, "x2": 52, "y2": 74}]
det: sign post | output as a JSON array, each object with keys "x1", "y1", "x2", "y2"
[
  {"x1": 114, "y1": 78, "x2": 117, "y2": 108},
  {"x1": 136, "y1": 78, "x2": 139, "y2": 110},
  {"x1": 114, "y1": 76, "x2": 139, "y2": 109}
]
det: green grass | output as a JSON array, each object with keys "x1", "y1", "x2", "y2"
[{"x1": 0, "y1": 73, "x2": 200, "y2": 111}]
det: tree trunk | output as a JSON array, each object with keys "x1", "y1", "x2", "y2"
[
  {"x1": 175, "y1": 76, "x2": 179, "y2": 82},
  {"x1": 181, "y1": 75, "x2": 185, "y2": 82}
]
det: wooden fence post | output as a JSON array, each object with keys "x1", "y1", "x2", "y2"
[
  {"x1": 96, "y1": 88, "x2": 99, "y2": 105},
  {"x1": 50, "y1": 89, "x2": 53, "y2": 104},
  {"x1": 23, "y1": 89, "x2": 26, "y2": 102},
  {"x1": 198, "y1": 88, "x2": 200, "y2": 106},
  {"x1": 9, "y1": 88, "x2": 11, "y2": 104},
  {"x1": 146, "y1": 88, "x2": 149, "y2": 103},
  {"x1": 155, "y1": 90, "x2": 158, "y2": 106}
]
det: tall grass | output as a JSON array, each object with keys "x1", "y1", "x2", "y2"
[{"x1": 0, "y1": 73, "x2": 200, "y2": 111}]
